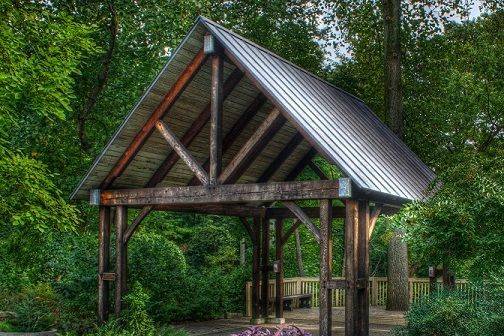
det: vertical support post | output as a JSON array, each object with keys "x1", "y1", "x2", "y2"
[
  {"x1": 345, "y1": 200, "x2": 358, "y2": 336},
  {"x1": 274, "y1": 219, "x2": 285, "y2": 322},
  {"x1": 251, "y1": 217, "x2": 262, "y2": 323},
  {"x1": 209, "y1": 37, "x2": 223, "y2": 186},
  {"x1": 261, "y1": 215, "x2": 270, "y2": 319},
  {"x1": 115, "y1": 205, "x2": 127, "y2": 317},
  {"x1": 319, "y1": 199, "x2": 333, "y2": 336},
  {"x1": 98, "y1": 206, "x2": 111, "y2": 323},
  {"x1": 357, "y1": 201, "x2": 370, "y2": 336}
]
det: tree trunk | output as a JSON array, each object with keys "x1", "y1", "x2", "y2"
[
  {"x1": 294, "y1": 228, "x2": 305, "y2": 276},
  {"x1": 383, "y1": 0, "x2": 409, "y2": 312},
  {"x1": 383, "y1": 0, "x2": 404, "y2": 138},
  {"x1": 386, "y1": 229, "x2": 409, "y2": 311}
]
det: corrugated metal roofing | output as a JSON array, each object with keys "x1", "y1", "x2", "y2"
[
  {"x1": 201, "y1": 17, "x2": 434, "y2": 202},
  {"x1": 71, "y1": 16, "x2": 435, "y2": 203}
]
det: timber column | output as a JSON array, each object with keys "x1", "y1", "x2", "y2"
[
  {"x1": 251, "y1": 217, "x2": 263, "y2": 323},
  {"x1": 115, "y1": 205, "x2": 128, "y2": 317},
  {"x1": 357, "y1": 201, "x2": 370, "y2": 336},
  {"x1": 273, "y1": 219, "x2": 285, "y2": 323},
  {"x1": 345, "y1": 200, "x2": 358, "y2": 336},
  {"x1": 98, "y1": 206, "x2": 111, "y2": 323},
  {"x1": 319, "y1": 199, "x2": 333, "y2": 336},
  {"x1": 260, "y1": 215, "x2": 270, "y2": 320}
]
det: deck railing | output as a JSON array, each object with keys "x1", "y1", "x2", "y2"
[{"x1": 245, "y1": 276, "x2": 471, "y2": 317}]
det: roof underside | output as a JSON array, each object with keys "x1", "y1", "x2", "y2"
[{"x1": 71, "y1": 17, "x2": 435, "y2": 203}]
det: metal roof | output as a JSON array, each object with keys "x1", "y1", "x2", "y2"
[{"x1": 71, "y1": 17, "x2": 435, "y2": 203}]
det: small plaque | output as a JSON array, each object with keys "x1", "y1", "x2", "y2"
[
  {"x1": 272, "y1": 260, "x2": 280, "y2": 273},
  {"x1": 429, "y1": 266, "x2": 435, "y2": 278}
]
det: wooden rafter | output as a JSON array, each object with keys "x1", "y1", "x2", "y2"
[
  {"x1": 308, "y1": 161, "x2": 329, "y2": 180},
  {"x1": 284, "y1": 148, "x2": 317, "y2": 181},
  {"x1": 257, "y1": 132, "x2": 304, "y2": 183},
  {"x1": 100, "y1": 49, "x2": 207, "y2": 189},
  {"x1": 99, "y1": 179, "x2": 344, "y2": 206},
  {"x1": 188, "y1": 93, "x2": 266, "y2": 186},
  {"x1": 146, "y1": 69, "x2": 243, "y2": 188},
  {"x1": 283, "y1": 201, "x2": 321, "y2": 243},
  {"x1": 155, "y1": 121, "x2": 209, "y2": 185},
  {"x1": 218, "y1": 108, "x2": 285, "y2": 184}
]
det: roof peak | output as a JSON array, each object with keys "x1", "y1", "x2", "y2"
[{"x1": 197, "y1": 16, "x2": 365, "y2": 104}]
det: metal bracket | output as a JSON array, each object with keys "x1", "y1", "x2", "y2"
[
  {"x1": 338, "y1": 177, "x2": 352, "y2": 198},
  {"x1": 90, "y1": 189, "x2": 101, "y2": 205},
  {"x1": 204, "y1": 34, "x2": 217, "y2": 54}
]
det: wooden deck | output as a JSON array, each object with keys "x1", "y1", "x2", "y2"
[{"x1": 176, "y1": 307, "x2": 405, "y2": 336}]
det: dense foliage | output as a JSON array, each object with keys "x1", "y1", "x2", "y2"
[{"x1": 0, "y1": 0, "x2": 502, "y2": 335}]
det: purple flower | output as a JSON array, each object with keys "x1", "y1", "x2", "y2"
[{"x1": 232, "y1": 325, "x2": 311, "y2": 336}]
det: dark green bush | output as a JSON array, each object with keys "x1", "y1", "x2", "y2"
[
  {"x1": 129, "y1": 232, "x2": 188, "y2": 322},
  {"x1": 393, "y1": 285, "x2": 504, "y2": 336}
]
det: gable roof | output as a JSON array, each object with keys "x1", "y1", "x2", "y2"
[{"x1": 71, "y1": 16, "x2": 435, "y2": 204}]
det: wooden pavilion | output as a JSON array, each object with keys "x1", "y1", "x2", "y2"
[{"x1": 71, "y1": 17, "x2": 435, "y2": 336}]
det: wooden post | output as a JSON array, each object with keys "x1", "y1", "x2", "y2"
[
  {"x1": 345, "y1": 200, "x2": 359, "y2": 336},
  {"x1": 261, "y1": 215, "x2": 270, "y2": 319},
  {"x1": 98, "y1": 206, "x2": 111, "y2": 323},
  {"x1": 115, "y1": 205, "x2": 127, "y2": 317},
  {"x1": 274, "y1": 219, "x2": 285, "y2": 323},
  {"x1": 319, "y1": 199, "x2": 333, "y2": 336},
  {"x1": 357, "y1": 201, "x2": 370, "y2": 336},
  {"x1": 209, "y1": 37, "x2": 223, "y2": 186},
  {"x1": 251, "y1": 217, "x2": 263, "y2": 323}
]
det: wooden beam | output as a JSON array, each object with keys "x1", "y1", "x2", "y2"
[
  {"x1": 155, "y1": 203, "x2": 263, "y2": 217},
  {"x1": 100, "y1": 49, "x2": 207, "y2": 189},
  {"x1": 357, "y1": 201, "x2": 370, "y2": 336},
  {"x1": 281, "y1": 219, "x2": 301, "y2": 245},
  {"x1": 257, "y1": 132, "x2": 304, "y2": 183},
  {"x1": 268, "y1": 206, "x2": 345, "y2": 220},
  {"x1": 123, "y1": 206, "x2": 152, "y2": 244},
  {"x1": 345, "y1": 200, "x2": 359, "y2": 336},
  {"x1": 100, "y1": 180, "x2": 345, "y2": 206},
  {"x1": 209, "y1": 51, "x2": 224, "y2": 185},
  {"x1": 368, "y1": 206, "x2": 382, "y2": 239},
  {"x1": 218, "y1": 108, "x2": 286, "y2": 184},
  {"x1": 98, "y1": 206, "x2": 111, "y2": 323},
  {"x1": 155, "y1": 120, "x2": 209, "y2": 185},
  {"x1": 146, "y1": 69, "x2": 243, "y2": 188},
  {"x1": 308, "y1": 161, "x2": 329, "y2": 180},
  {"x1": 114, "y1": 205, "x2": 127, "y2": 317},
  {"x1": 283, "y1": 201, "x2": 321, "y2": 243},
  {"x1": 188, "y1": 93, "x2": 266, "y2": 186},
  {"x1": 319, "y1": 199, "x2": 333, "y2": 336}
]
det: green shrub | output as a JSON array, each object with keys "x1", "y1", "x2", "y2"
[
  {"x1": 393, "y1": 286, "x2": 504, "y2": 336},
  {"x1": 129, "y1": 232, "x2": 187, "y2": 322},
  {"x1": 186, "y1": 224, "x2": 236, "y2": 270},
  {"x1": 10, "y1": 283, "x2": 59, "y2": 332}
]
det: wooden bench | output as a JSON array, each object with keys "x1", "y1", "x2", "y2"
[{"x1": 282, "y1": 293, "x2": 312, "y2": 311}]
